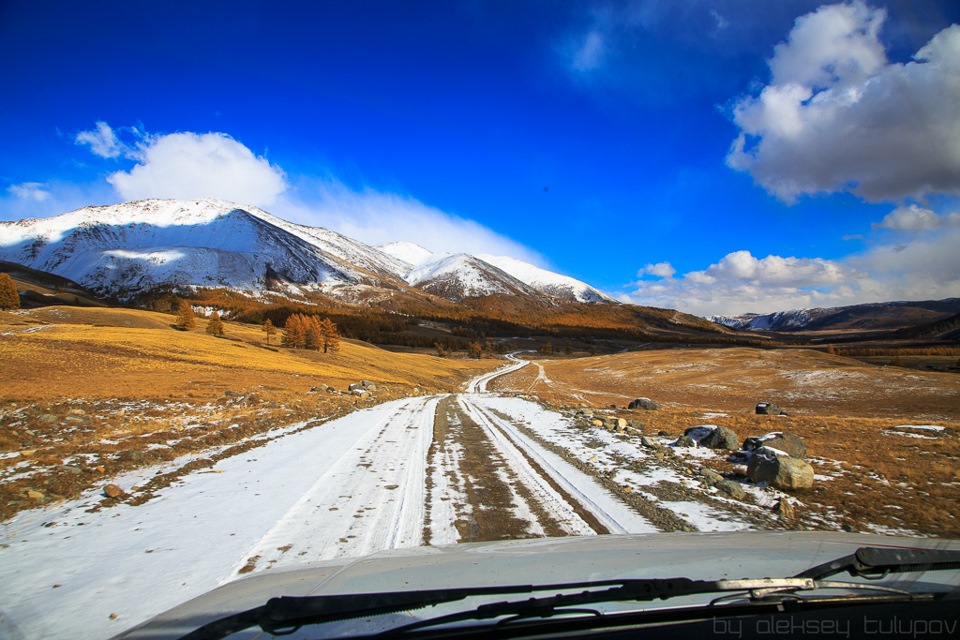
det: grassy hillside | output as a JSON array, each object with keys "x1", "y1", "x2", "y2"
[{"x1": 0, "y1": 306, "x2": 497, "y2": 521}]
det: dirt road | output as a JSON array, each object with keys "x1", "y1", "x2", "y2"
[{"x1": 0, "y1": 355, "x2": 735, "y2": 640}]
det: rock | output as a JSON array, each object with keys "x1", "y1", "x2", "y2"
[
  {"x1": 702, "y1": 426, "x2": 739, "y2": 450},
  {"x1": 747, "y1": 453, "x2": 814, "y2": 490},
  {"x1": 699, "y1": 467, "x2": 724, "y2": 486},
  {"x1": 775, "y1": 499, "x2": 796, "y2": 520},
  {"x1": 103, "y1": 484, "x2": 125, "y2": 498},
  {"x1": 756, "y1": 402, "x2": 787, "y2": 416},
  {"x1": 363, "y1": 383, "x2": 377, "y2": 391},
  {"x1": 62, "y1": 465, "x2": 82, "y2": 475},
  {"x1": 674, "y1": 436, "x2": 696, "y2": 448},
  {"x1": 716, "y1": 480, "x2": 746, "y2": 500},
  {"x1": 223, "y1": 390, "x2": 236, "y2": 397},
  {"x1": 615, "y1": 417, "x2": 628, "y2": 429},
  {"x1": 309, "y1": 386, "x2": 319, "y2": 393},
  {"x1": 27, "y1": 490, "x2": 44, "y2": 501},
  {"x1": 684, "y1": 425, "x2": 739, "y2": 450},
  {"x1": 37, "y1": 414, "x2": 57, "y2": 424},
  {"x1": 640, "y1": 436, "x2": 661, "y2": 449},
  {"x1": 69, "y1": 408, "x2": 86, "y2": 416},
  {"x1": 762, "y1": 433, "x2": 807, "y2": 459},
  {"x1": 742, "y1": 432, "x2": 807, "y2": 459},
  {"x1": 629, "y1": 397, "x2": 661, "y2": 410},
  {"x1": 591, "y1": 419, "x2": 604, "y2": 428},
  {"x1": 348, "y1": 383, "x2": 361, "y2": 391}
]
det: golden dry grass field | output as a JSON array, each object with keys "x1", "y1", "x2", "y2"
[
  {"x1": 490, "y1": 348, "x2": 960, "y2": 537},
  {"x1": 0, "y1": 306, "x2": 496, "y2": 520}
]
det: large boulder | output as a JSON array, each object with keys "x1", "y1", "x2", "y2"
[
  {"x1": 629, "y1": 397, "x2": 661, "y2": 410},
  {"x1": 684, "y1": 425, "x2": 740, "y2": 450},
  {"x1": 756, "y1": 402, "x2": 787, "y2": 416},
  {"x1": 747, "y1": 453, "x2": 814, "y2": 490},
  {"x1": 743, "y1": 432, "x2": 807, "y2": 459}
]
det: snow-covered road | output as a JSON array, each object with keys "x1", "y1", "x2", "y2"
[{"x1": 1, "y1": 357, "x2": 676, "y2": 639}]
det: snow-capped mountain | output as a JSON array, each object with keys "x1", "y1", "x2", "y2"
[
  {"x1": 0, "y1": 199, "x2": 411, "y2": 299},
  {"x1": 712, "y1": 298, "x2": 960, "y2": 332},
  {"x1": 377, "y1": 242, "x2": 614, "y2": 303},
  {"x1": 405, "y1": 253, "x2": 542, "y2": 301},
  {"x1": 0, "y1": 199, "x2": 615, "y2": 307}
]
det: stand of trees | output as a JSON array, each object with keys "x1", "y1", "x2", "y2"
[{"x1": 282, "y1": 313, "x2": 340, "y2": 352}]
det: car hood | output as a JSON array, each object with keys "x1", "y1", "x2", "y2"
[{"x1": 113, "y1": 531, "x2": 960, "y2": 639}]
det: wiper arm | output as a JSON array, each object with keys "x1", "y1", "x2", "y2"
[
  {"x1": 795, "y1": 546, "x2": 960, "y2": 581},
  {"x1": 374, "y1": 577, "x2": 921, "y2": 637},
  {"x1": 181, "y1": 581, "x2": 624, "y2": 640},
  {"x1": 183, "y1": 547, "x2": 960, "y2": 640}
]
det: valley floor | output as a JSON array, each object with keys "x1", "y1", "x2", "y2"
[
  {"x1": 1, "y1": 359, "x2": 767, "y2": 640},
  {"x1": 1, "y1": 353, "x2": 957, "y2": 640}
]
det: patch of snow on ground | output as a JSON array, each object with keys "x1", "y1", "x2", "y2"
[{"x1": 660, "y1": 501, "x2": 755, "y2": 532}]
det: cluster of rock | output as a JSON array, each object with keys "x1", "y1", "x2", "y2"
[
  {"x1": 348, "y1": 380, "x2": 378, "y2": 398},
  {"x1": 679, "y1": 423, "x2": 814, "y2": 491},
  {"x1": 571, "y1": 408, "x2": 643, "y2": 435},
  {"x1": 308, "y1": 380, "x2": 379, "y2": 398}
]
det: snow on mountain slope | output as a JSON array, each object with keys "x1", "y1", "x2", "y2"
[
  {"x1": 477, "y1": 254, "x2": 615, "y2": 303},
  {"x1": 378, "y1": 243, "x2": 615, "y2": 303},
  {"x1": 0, "y1": 199, "x2": 617, "y2": 307},
  {"x1": 405, "y1": 253, "x2": 541, "y2": 301},
  {"x1": 0, "y1": 199, "x2": 407, "y2": 298},
  {"x1": 377, "y1": 241, "x2": 437, "y2": 268}
]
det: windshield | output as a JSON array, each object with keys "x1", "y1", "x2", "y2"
[{"x1": 0, "y1": 2, "x2": 958, "y2": 640}]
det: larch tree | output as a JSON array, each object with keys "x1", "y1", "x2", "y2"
[
  {"x1": 0, "y1": 274, "x2": 19, "y2": 310},
  {"x1": 262, "y1": 318, "x2": 277, "y2": 344},
  {"x1": 304, "y1": 315, "x2": 322, "y2": 351},
  {"x1": 282, "y1": 314, "x2": 306, "y2": 348},
  {"x1": 174, "y1": 299, "x2": 197, "y2": 330},
  {"x1": 206, "y1": 312, "x2": 225, "y2": 337},
  {"x1": 318, "y1": 317, "x2": 340, "y2": 353}
]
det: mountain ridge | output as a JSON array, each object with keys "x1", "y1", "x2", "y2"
[{"x1": 0, "y1": 199, "x2": 615, "y2": 308}]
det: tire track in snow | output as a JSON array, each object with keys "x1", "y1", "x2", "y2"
[
  {"x1": 228, "y1": 395, "x2": 440, "y2": 575},
  {"x1": 456, "y1": 396, "x2": 602, "y2": 536}
]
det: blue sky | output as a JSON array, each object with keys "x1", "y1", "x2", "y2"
[{"x1": 1, "y1": 0, "x2": 958, "y2": 316}]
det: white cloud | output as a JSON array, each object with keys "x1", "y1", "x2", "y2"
[
  {"x1": 274, "y1": 182, "x2": 545, "y2": 265},
  {"x1": 873, "y1": 204, "x2": 960, "y2": 231},
  {"x1": 637, "y1": 261, "x2": 675, "y2": 278},
  {"x1": 107, "y1": 132, "x2": 288, "y2": 207},
  {"x1": 727, "y1": 2, "x2": 960, "y2": 202},
  {"x1": 625, "y1": 220, "x2": 960, "y2": 317},
  {"x1": 75, "y1": 121, "x2": 124, "y2": 159},
  {"x1": 7, "y1": 182, "x2": 51, "y2": 202}
]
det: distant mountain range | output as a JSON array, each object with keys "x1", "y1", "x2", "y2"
[
  {"x1": 0, "y1": 199, "x2": 613, "y2": 306},
  {"x1": 712, "y1": 299, "x2": 960, "y2": 333}
]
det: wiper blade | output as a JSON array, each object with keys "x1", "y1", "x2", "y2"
[
  {"x1": 180, "y1": 581, "x2": 622, "y2": 640},
  {"x1": 795, "y1": 546, "x2": 960, "y2": 581},
  {"x1": 182, "y1": 546, "x2": 960, "y2": 640},
  {"x1": 374, "y1": 577, "x2": 921, "y2": 638}
]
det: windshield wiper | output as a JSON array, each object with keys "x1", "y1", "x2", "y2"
[
  {"x1": 182, "y1": 546, "x2": 960, "y2": 640},
  {"x1": 795, "y1": 545, "x2": 960, "y2": 580}
]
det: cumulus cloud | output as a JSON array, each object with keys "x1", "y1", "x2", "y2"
[
  {"x1": 727, "y1": 2, "x2": 960, "y2": 202},
  {"x1": 7, "y1": 182, "x2": 51, "y2": 202},
  {"x1": 274, "y1": 182, "x2": 545, "y2": 265},
  {"x1": 637, "y1": 261, "x2": 675, "y2": 278},
  {"x1": 625, "y1": 220, "x2": 960, "y2": 317},
  {"x1": 627, "y1": 249, "x2": 860, "y2": 316},
  {"x1": 107, "y1": 131, "x2": 288, "y2": 207},
  {"x1": 75, "y1": 121, "x2": 125, "y2": 159},
  {"x1": 873, "y1": 204, "x2": 960, "y2": 231}
]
